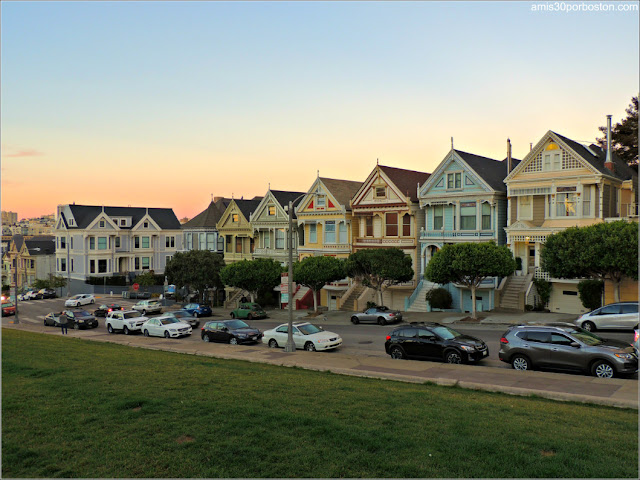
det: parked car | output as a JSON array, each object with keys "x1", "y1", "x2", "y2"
[
  {"x1": 106, "y1": 310, "x2": 148, "y2": 335},
  {"x1": 499, "y1": 323, "x2": 638, "y2": 378},
  {"x1": 633, "y1": 329, "x2": 639, "y2": 352},
  {"x1": 182, "y1": 303, "x2": 212, "y2": 318},
  {"x1": 129, "y1": 291, "x2": 151, "y2": 299},
  {"x1": 230, "y1": 302, "x2": 267, "y2": 320},
  {"x1": 94, "y1": 303, "x2": 123, "y2": 317},
  {"x1": 17, "y1": 293, "x2": 29, "y2": 301},
  {"x1": 65, "y1": 294, "x2": 96, "y2": 307},
  {"x1": 44, "y1": 310, "x2": 98, "y2": 329},
  {"x1": 142, "y1": 315, "x2": 192, "y2": 338},
  {"x1": 262, "y1": 322, "x2": 342, "y2": 351},
  {"x1": 23, "y1": 290, "x2": 39, "y2": 301},
  {"x1": 2, "y1": 301, "x2": 16, "y2": 316},
  {"x1": 351, "y1": 305, "x2": 402, "y2": 325},
  {"x1": 574, "y1": 302, "x2": 639, "y2": 331},
  {"x1": 165, "y1": 309, "x2": 200, "y2": 328},
  {"x1": 385, "y1": 322, "x2": 489, "y2": 363},
  {"x1": 201, "y1": 319, "x2": 262, "y2": 345},
  {"x1": 132, "y1": 300, "x2": 162, "y2": 315},
  {"x1": 35, "y1": 288, "x2": 56, "y2": 299}
]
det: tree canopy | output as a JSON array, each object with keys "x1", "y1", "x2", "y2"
[
  {"x1": 425, "y1": 242, "x2": 516, "y2": 318},
  {"x1": 164, "y1": 250, "x2": 226, "y2": 300},
  {"x1": 541, "y1": 220, "x2": 638, "y2": 302},
  {"x1": 293, "y1": 256, "x2": 345, "y2": 311},
  {"x1": 219, "y1": 258, "x2": 283, "y2": 302},
  {"x1": 597, "y1": 95, "x2": 638, "y2": 167},
  {"x1": 344, "y1": 248, "x2": 413, "y2": 306}
]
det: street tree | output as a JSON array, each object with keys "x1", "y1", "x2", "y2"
[
  {"x1": 165, "y1": 250, "x2": 225, "y2": 302},
  {"x1": 293, "y1": 256, "x2": 345, "y2": 312},
  {"x1": 541, "y1": 221, "x2": 638, "y2": 303},
  {"x1": 597, "y1": 95, "x2": 638, "y2": 167},
  {"x1": 425, "y1": 242, "x2": 516, "y2": 319},
  {"x1": 344, "y1": 248, "x2": 413, "y2": 306},
  {"x1": 219, "y1": 258, "x2": 283, "y2": 302},
  {"x1": 135, "y1": 272, "x2": 157, "y2": 292}
]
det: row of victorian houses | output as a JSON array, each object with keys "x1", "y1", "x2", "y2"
[{"x1": 5, "y1": 124, "x2": 637, "y2": 314}]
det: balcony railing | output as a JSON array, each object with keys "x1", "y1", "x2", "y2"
[
  {"x1": 354, "y1": 238, "x2": 415, "y2": 246},
  {"x1": 534, "y1": 267, "x2": 550, "y2": 281},
  {"x1": 420, "y1": 230, "x2": 495, "y2": 239}
]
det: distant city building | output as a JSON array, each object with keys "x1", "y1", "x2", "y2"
[
  {"x1": 2, "y1": 235, "x2": 56, "y2": 289},
  {"x1": 2, "y1": 211, "x2": 18, "y2": 225}
]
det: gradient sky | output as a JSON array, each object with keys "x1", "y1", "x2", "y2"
[{"x1": 2, "y1": 1, "x2": 638, "y2": 220}]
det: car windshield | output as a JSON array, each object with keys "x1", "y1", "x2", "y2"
[
  {"x1": 563, "y1": 328, "x2": 604, "y2": 346},
  {"x1": 297, "y1": 324, "x2": 322, "y2": 335},
  {"x1": 70, "y1": 295, "x2": 82, "y2": 300},
  {"x1": 431, "y1": 326, "x2": 463, "y2": 340},
  {"x1": 226, "y1": 320, "x2": 250, "y2": 329},
  {"x1": 160, "y1": 318, "x2": 181, "y2": 325},
  {"x1": 249, "y1": 304, "x2": 262, "y2": 311},
  {"x1": 123, "y1": 311, "x2": 142, "y2": 319},
  {"x1": 77, "y1": 310, "x2": 91, "y2": 316},
  {"x1": 3, "y1": 302, "x2": 15, "y2": 307}
]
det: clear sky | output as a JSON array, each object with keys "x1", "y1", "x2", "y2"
[{"x1": 1, "y1": 1, "x2": 638, "y2": 220}]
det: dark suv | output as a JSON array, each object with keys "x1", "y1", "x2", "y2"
[
  {"x1": 385, "y1": 322, "x2": 489, "y2": 364},
  {"x1": 201, "y1": 319, "x2": 263, "y2": 345},
  {"x1": 499, "y1": 323, "x2": 638, "y2": 378}
]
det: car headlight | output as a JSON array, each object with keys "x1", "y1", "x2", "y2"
[
  {"x1": 614, "y1": 353, "x2": 634, "y2": 360},
  {"x1": 317, "y1": 338, "x2": 331, "y2": 343},
  {"x1": 460, "y1": 345, "x2": 476, "y2": 352}
]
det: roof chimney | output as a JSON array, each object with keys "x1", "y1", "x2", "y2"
[
  {"x1": 604, "y1": 114, "x2": 615, "y2": 172},
  {"x1": 507, "y1": 138, "x2": 512, "y2": 173}
]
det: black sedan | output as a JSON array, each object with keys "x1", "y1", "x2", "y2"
[
  {"x1": 36, "y1": 288, "x2": 57, "y2": 299},
  {"x1": 201, "y1": 320, "x2": 262, "y2": 345},
  {"x1": 385, "y1": 322, "x2": 489, "y2": 364},
  {"x1": 44, "y1": 310, "x2": 98, "y2": 329},
  {"x1": 94, "y1": 303, "x2": 123, "y2": 317}
]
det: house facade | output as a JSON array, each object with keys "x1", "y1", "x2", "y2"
[
  {"x1": 413, "y1": 148, "x2": 516, "y2": 313},
  {"x1": 54, "y1": 204, "x2": 183, "y2": 293},
  {"x1": 295, "y1": 177, "x2": 362, "y2": 309},
  {"x1": 504, "y1": 129, "x2": 638, "y2": 313},
  {"x1": 2, "y1": 235, "x2": 56, "y2": 290},
  {"x1": 348, "y1": 164, "x2": 430, "y2": 310},
  {"x1": 181, "y1": 197, "x2": 231, "y2": 255},
  {"x1": 216, "y1": 198, "x2": 263, "y2": 264}
]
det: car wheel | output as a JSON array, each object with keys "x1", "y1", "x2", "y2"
[
  {"x1": 194, "y1": 322, "x2": 200, "y2": 328},
  {"x1": 247, "y1": 313, "x2": 253, "y2": 320},
  {"x1": 44, "y1": 319, "x2": 47, "y2": 326},
  {"x1": 230, "y1": 312, "x2": 235, "y2": 319},
  {"x1": 142, "y1": 310, "x2": 146, "y2": 316},
  {"x1": 229, "y1": 337, "x2": 238, "y2": 345},
  {"x1": 194, "y1": 312, "x2": 199, "y2": 318},
  {"x1": 377, "y1": 317, "x2": 387, "y2": 326},
  {"x1": 123, "y1": 326, "x2": 129, "y2": 335},
  {"x1": 107, "y1": 324, "x2": 113, "y2": 334},
  {"x1": 444, "y1": 349, "x2": 463, "y2": 364},
  {"x1": 592, "y1": 360, "x2": 615, "y2": 378},
  {"x1": 90, "y1": 299, "x2": 95, "y2": 304},
  {"x1": 582, "y1": 321, "x2": 596, "y2": 332},
  {"x1": 268, "y1": 339, "x2": 278, "y2": 348},
  {"x1": 73, "y1": 323, "x2": 79, "y2": 330},
  {"x1": 511, "y1": 354, "x2": 531, "y2": 371},
  {"x1": 389, "y1": 346, "x2": 405, "y2": 359},
  {"x1": 351, "y1": 316, "x2": 359, "y2": 325},
  {"x1": 304, "y1": 342, "x2": 316, "y2": 352},
  {"x1": 164, "y1": 330, "x2": 170, "y2": 339},
  {"x1": 143, "y1": 329, "x2": 150, "y2": 337},
  {"x1": 202, "y1": 335, "x2": 210, "y2": 342}
]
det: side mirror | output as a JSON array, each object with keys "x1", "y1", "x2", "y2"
[{"x1": 570, "y1": 342, "x2": 580, "y2": 348}]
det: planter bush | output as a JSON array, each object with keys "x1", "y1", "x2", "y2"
[
  {"x1": 426, "y1": 287, "x2": 453, "y2": 310},
  {"x1": 577, "y1": 279, "x2": 604, "y2": 311}
]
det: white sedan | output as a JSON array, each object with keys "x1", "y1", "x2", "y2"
[
  {"x1": 65, "y1": 294, "x2": 96, "y2": 307},
  {"x1": 141, "y1": 315, "x2": 192, "y2": 338},
  {"x1": 262, "y1": 322, "x2": 342, "y2": 351}
]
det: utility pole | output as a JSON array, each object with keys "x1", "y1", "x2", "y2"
[{"x1": 285, "y1": 200, "x2": 296, "y2": 352}]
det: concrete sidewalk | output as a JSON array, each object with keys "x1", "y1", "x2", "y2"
[{"x1": 3, "y1": 321, "x2": 637, "y2": 410}]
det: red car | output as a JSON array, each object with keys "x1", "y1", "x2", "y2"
[{"x1": 2, "y1": 301, "x2": 16, "y2": 316}]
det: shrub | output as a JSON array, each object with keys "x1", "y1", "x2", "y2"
[
  {"x1": 86, "y1": 275, "x2": 127, "y2": 286},
  {"x1": 366, "y1": 301, "x2": 377, "y2": 309},
  {"x1": 532, "y1": 278, "x2": 552, "y2": 310},
  {"x1": 426, "y1": 287, "x2": 452, "y2": 309},
  {"x1": 577, "y1": 279, "x2": 604, "y2": 311},
  {"x1": 515, "y1": 257, "x2": 523, "y2": 270}
]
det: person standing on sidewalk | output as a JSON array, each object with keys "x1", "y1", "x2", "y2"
[{"x1": 59, "y1": 312, "x2": 68, "y2": 335}]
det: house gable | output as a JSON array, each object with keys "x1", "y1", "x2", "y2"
[
  {"x1": 86, "y1": 212, "x2": 119, "y2": 232},
  {"x1": 351, "y1": 166, "x2": 409, "y2": 208},
  {"x1": 251, "y1": 191, "x2": 289, "y2": 223},
  {"x1": 217, "y1": 201, "x2": 250, "y2": 231},
  {"x1": 297, "y1": 178, "x2": 345, "y2": 215},
  {"x1": 132, "y1": 214, "x2": 161, "y2": 232}
]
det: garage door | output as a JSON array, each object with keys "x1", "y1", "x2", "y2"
[{"x1": 549, "y1": 283, "x2": 587, "y2": 314}]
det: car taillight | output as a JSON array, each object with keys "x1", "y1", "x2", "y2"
[
  {"x1": 500, "y1": 337, "x2": 509, "y2": 344},
  {"x1": 634, "y1": 331, "x2": 639, "y2": 342},
  {"x1": 386, "y1": 335, "x2": 391, "y2": 341},
  {"x1": 388, "y1": 313, "x2": 395, "y2": 317}
]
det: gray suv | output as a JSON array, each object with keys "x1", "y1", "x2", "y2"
[{"x1": 499, "y1": 323, "x2": 638, "y2": 378}]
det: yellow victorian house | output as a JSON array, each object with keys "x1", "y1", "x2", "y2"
[
  {"x1": 295, "y1": 176, "x2": 362, "y2": 309},
  {"x1": 504, "y1": 125, "x2": 637, "y2": 313},
  {"x1": 216, "y1": 197, "x2": 263, "y2": 264}
]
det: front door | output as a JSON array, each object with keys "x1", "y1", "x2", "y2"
[{"x1": 528, "y1": 245, "x2": 535, "y2": 273}]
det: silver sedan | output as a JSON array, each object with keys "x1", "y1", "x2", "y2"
[{"x1": 350, "y1": 306, "x2": 403, "y2": 326}]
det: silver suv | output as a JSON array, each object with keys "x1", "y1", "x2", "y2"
[
  {"x1": 574, "y1": 302, "x2": 639, "y2": 332},
  {"x1": 499, "y1": 323, "x2": 638, "y2": 378}
]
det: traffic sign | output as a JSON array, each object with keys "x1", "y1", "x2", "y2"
[{"x1": 133, "y1": 283, "x2": 140, "y2": 291}]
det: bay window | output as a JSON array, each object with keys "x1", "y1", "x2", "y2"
[
  {"x1": 460, "y1": 203, "x2": 476, "y2": 230},
  {"x1": 385, "y1": 213, "x2": 398, "y2": 236}
]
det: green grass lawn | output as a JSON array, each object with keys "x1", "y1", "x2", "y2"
[{"x1": 2, "y1": 329, "x2": 638, "y2": 478}]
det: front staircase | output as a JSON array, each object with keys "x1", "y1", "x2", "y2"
[
  {"x1": 498, "y1": 274, "x2": 532, "y2": 311},
  {"x1": 339, "y1": 284, "x2": 366, "y2": 311},
  {"x1": 406, "y1": 280, "x2": 439, "y2": 312}
]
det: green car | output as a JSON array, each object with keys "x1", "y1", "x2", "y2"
[{"x1": 230, "y1": 303, "x2": 267, "y2": 320}]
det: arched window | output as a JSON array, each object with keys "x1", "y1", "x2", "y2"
[{"x1": 402, "y1": 214, "x2": 411, "y2": 236}]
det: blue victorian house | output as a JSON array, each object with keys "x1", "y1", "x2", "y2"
[{"x1": 407, "y1": 144, "x2": 519, "y2": 313}]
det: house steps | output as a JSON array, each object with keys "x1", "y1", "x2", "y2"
[
  {"x1": 407, "y1": 280, "x2": 439, "y2": 312},
  {"x1": 339, "y1": 285, "x2": 366, "y2": 311},
  {"x1": 498, "y1": 275, "x2": 530, "y2": 310}
]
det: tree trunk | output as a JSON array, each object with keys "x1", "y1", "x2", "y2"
[
  {"x1": 250, "y1": 292, "x2": 255, "y2": 302},
  {"x1": 613, "y1": 279, "x2": 621, "y2": 303},
  {"x1": 470, "y1": 285, "x2": 477, "y2": 319},
  {"x1": 312, "y1": 288, "x2": 318, "y2": 312},
  {"x1": 378, "y1": 286, "x2": 384, "y2": 306}
]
